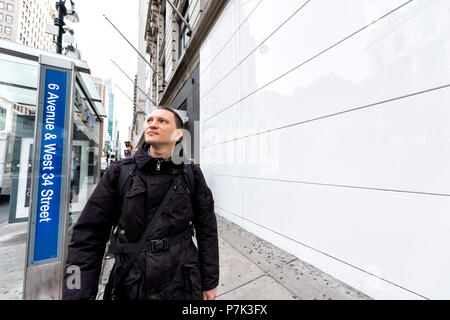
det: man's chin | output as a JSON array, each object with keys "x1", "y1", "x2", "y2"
[
  {"x1": 145, "y1": 137, "x2": 166, "y2": 146},
  {"x1": 144, "y1": 137, "x2": 158, "y2": 145}
]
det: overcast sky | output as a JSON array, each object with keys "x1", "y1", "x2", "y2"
[{"x1": 71, "y1": 0, "x2": 141, "y2": 152}]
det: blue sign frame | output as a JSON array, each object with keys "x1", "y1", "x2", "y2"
[{"x1": 28, "y1": 65, "x2": 72, "y2": 266}]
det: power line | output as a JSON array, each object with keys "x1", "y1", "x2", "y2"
[
  {"x1": 110, "y1": 59, "x2": 156, "y2": 107},
  {"x1": 103, "y1": 14, "x2": 166, "y2": 86}
]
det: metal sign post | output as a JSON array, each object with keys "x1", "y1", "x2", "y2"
[{"x1": 23, "y1": 55, "x2": 75, "y2": 300}]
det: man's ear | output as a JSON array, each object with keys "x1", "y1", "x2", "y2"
[{"x1": 175, "y1": 128, "x2": 183, "y2": 142}]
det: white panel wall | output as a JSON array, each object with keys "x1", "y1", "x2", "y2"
[{"x1": 200, "y1": 0, "x2": 450, "y2": 300}]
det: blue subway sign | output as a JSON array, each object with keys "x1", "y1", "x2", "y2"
[{"x1": 30, "y1": 67, "x2": 71, "y2": 264}]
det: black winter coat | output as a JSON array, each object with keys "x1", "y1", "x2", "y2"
[{"x1": 62, "y1": 143, "x2": 219, "y2": 300}]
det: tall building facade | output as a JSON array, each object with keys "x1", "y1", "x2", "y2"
[
  {"x1": 130, "y1": 0, "x2": 151, "y2": 147},
  {"x1": 142, "y1": 0, "x2": 223, "y2": 160},
  {"x1": 93, "y1": 77, "x2": 106, "y2": 105},
  {"x1": 93, "y1": 77, "x2": 107, "y2": 157},
  {"x1": 101, "y1": 79, "x2": 116, "y2": 158},
  {"x1": 107, "y1": 92, "x2": 114, "y2": 144},
  {"x1": 141, "y1": 0, "x2": 450, "y2": 300},
  {"x1": 0, "y1": 0, "x2": 56, "y2": 51}
]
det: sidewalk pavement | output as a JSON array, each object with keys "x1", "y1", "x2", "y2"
[
  {"x1": 0, "y1": 219, "x2": 27, "y2": 300},
  {"x1": 0, "y1": 209, "x2": 371, "y2": 300},
  {"x1": 98, "y1": 214, "x2": 371, "y2": 300}
]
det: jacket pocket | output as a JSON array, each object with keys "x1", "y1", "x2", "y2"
[
  {"x1": 125, "y1": 187, "x2": 146, "y2": 198},
  {"x1": 122, "y1": 177, "x2": 147, "y2": 232}
]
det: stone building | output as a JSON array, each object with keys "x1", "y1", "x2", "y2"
[{"x1": 0, "y1": 0, "x2": 56, "y2": 52}]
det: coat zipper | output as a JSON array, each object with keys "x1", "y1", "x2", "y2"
[{"x1": 156, "y1": 160, "x2": 161, "y2": 171}]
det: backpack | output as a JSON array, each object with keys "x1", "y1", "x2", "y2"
[{"x1": 103, "y1": 157, "x2": 197, "y2": 300}]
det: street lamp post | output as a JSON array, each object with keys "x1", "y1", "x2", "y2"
[
  {"x1": 54, "y1": 0, "x2": 79, "y2": 54},
  {"x1": 55, "y1": 1, "x2": 66, "y2": 54}
]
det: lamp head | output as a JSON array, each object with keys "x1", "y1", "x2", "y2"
[
  {"x1": 65, "y1": 1, "x2": 79, "y2": 23},
  {"x1": 65, "y1": 10, "x2": 79, "y2": 23}
]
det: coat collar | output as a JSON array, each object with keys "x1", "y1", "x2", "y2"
[{"x1": 134, "y1": 142, "x2": 185, "y2": 172}]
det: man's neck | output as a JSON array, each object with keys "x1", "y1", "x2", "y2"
[{"x1": 148, "y1": 144, "x2": 173, "y2": 160}]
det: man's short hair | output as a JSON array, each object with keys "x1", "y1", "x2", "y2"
[{"x1": 157, "y1": 107, "x2": 184, "y2": 129}]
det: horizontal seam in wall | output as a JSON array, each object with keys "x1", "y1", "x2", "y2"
[
  {"x1": 214, "y1": 204, "x2": 429, "y2": 300},
  {"x1": 201, "y1": 0, "x2": 413, "y2": 124},
  {"x1": 200, "y1": 83, "x2": 450, "y2": 149},
  {"x1": 199, "y1": 0, "x2": 264, "y2": 78},
  {"x1": 205, "y1": 173, "x2": 450, "y2": 198},
  {"x1": 200, "y1": 0, "x2": 311, "y2": 101}
]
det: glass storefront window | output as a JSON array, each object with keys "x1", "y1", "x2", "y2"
[
  {"x1": 0, "y1": 50, "x2": 39, "y2": 300},
  {"x1": 0, "y1": 54, "x2": 38, "y2": 223},
  {"x1": 67, "y1": 79, "x2": 101, "y2": 230}
]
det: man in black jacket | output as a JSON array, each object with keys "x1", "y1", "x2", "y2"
[{"x1": 62, "y1": 107, "x2": 219, "y2": 300}]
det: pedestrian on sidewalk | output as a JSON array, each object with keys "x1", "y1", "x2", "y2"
[{"x1": 62, "y1": 107, "x2": 219, "y2": 300}]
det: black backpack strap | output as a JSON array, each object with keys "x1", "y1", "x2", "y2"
[
  {"x1": 184, "y1": 164, "x2": 195, "y2": 197},
  {"x1": 109, "y1": 227, "x2": 194, "y2": 254},
  {"x1": 107, "y1": 157, "x2": 136, "y2": 261},
  {"x1": 117, "y1": 157, "x2": 137, "y2": 207},
  {"x1": 182, "y1": 164, "x2": 196, "y2": 238}
]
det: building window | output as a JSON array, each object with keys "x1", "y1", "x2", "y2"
[
  {"x1": 0, "y1": 2, "x2": 4, "y2": 10},
  {"x1": 6, "y1": 15, "x2": 12, "y2": 23},
  {"x1": 0, "y1": 13, "x2": 3, "y2": 21},
  {"x1": 178, "y1": 0, "x2": 190, "y2": 59},
  {"x1": 6, "y1": 3, "x2": 13, "y2": 11},
  {"x1": 0, "y1": 25, "x2": 2, "y2": 33},
  {"x1": 0, "y1": 107, "x2": 6, "y2": 131},
  {"x1": 5, "y1": 26, "x2": 11, "y2": 35}
]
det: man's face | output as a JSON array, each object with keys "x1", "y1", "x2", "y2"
[{"x1": 144, "y1": 109, "x2": 182, "y2": 146}]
